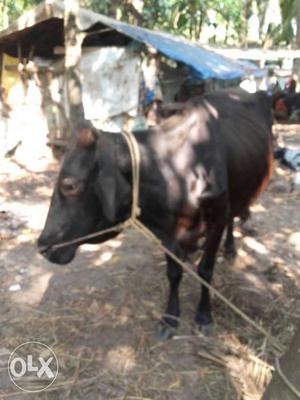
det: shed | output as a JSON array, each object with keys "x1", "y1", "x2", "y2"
[
  {"x1": 0, "y1": 0, "x2": 249, "y2": 80},
  {"x1": 0, "y1": 0, "x2": 257, "y2": 159}
]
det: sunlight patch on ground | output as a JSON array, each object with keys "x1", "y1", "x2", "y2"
[
  {"x1": 272, "y1": 232, "x2": 286, "y2": 240},
  {"x1": 244, "y1": 272, "x2": 266, "y2": 290},
  {"x1": 81, "y1": 239, "x2": 123, "y2": 254},
  {"x1": 14, "y1": 231, "x2": 36, "y2": 243},
  {"x1": 105, "y1": 345, "x2": 137, "y2": 373},
  {"x1": 237, "y1": 248, "x2": 256, "y2": 266},
  {"x1": 81, "y1": 238, "x2": 124, "y2": 267},
  {"x1": 243, "y1": 237, "x2": 268, "y2": 255},
  {"x1": 270, "y1": 283, "x2": 284, "y2": 296},
  {"x1": 275, "y1": 167, "x2": 288, "y2": 176},
  {"x1": 233, "y1": 230, "x2": 242, "y2": 238},
  {"x1": 100, "y1": 251, "x2": 114, "y2": 263},
  {"x1": 81, "y1": 246, "x2": 117, "y2": 268},
  {"x1": 107, "y1": 239, "x2": 123, "y2": 248},
  {"x1": 11, "y1": 271, "x2": 53, "y2": 306},
  {"x1": 250, "y1": 203, "x2": 266, "y2": 213},
  {"x1": 34, "y1": 185, "x2": 53, "y2": 197},
  {"x1": 2, "y1": 201, "x2": 48, "y2": 230},
  {"x1": 288, "y1": 232, "x2": 300, "y2": 252},
  {"x1": 81, "y1": 244, "x2": 104, "y2": 252},
  {"x1": 282, "y1": 227, "x2": 293, "y2": 234}
]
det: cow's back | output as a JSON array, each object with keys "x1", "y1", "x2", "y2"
[{"x1": 206, "y1": 88, "x2": 273, "y2": 217}]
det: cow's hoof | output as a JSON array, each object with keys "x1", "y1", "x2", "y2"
[
  {"x1": 198, "y1": 322, "x2": 213, "y2": 336},
  {"x1": 195, "y1": 312, "x2": 213, "y2": 335},
  {"x1": 155, "y1": 323, "x2": 176, "y2": 341}
]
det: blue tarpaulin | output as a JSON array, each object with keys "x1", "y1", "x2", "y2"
[
  {"x1": 236, "y1": 59, "x2": 266, "y2": 78},
  {"x1": 92, "y1": 19, "x2": 247, "y2": 81}
]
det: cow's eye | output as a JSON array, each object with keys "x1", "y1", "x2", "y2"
[{"x1": 60, "y1": 177, "x2": 82, "y2": 197}]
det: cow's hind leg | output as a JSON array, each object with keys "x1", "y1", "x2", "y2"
[
  {"x1": 157, "y1": 253, "x2": 183, "y2": 340},
  {"x1": 224, "y1": 218, "x2": 237, "y2": 260},
  {"x1": 195, "y1": 218, "x2": 226, "y2": 331}
]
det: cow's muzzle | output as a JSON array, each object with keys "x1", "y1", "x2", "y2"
[{"x1": 37, "y1": 239, "x2": 77, "y2": 265}]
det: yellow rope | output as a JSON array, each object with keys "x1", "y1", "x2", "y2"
[{"x1": 121, "y1": 130, "x2": 141, "y2": 219}]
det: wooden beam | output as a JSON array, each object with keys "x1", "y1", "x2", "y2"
[{"x1": 64, "y1": 0, "x2": 86, "y2": 132}]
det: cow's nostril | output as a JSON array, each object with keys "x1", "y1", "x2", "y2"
[
  {"x1": 37, "y1": 234, "x2": 53, "y2": 254},
  {"x1": 37, "y1": 237, "x2": 46, "y2": 249},
  {"x1": 38, "y1": 243, "x2": 51, "y2": 255}
]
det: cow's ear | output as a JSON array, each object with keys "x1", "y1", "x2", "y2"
[
  {"x1": 75, "y1": 124, "x2": 96, "y2": 148},
  {"x1": 95, "y1": 134, "x2": 117, "y2": 222}
]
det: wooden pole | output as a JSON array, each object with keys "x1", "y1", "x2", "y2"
[
  {"x1": 293, "y1": 0, "x2": 300, "y2": 84},
  {"x1": 64, "y1": 0, "x2": 86, "y2": 135}
]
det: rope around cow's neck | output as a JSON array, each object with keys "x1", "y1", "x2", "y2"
[
  {"x1": 44, "y1": 129, "x2": 141, "y2": 251},
  {"x1": 121, "y1": 130, "x2": 141, "y2": 219},
  {"x1": 47, "y1": 129, "x2": 285, "y2": 356}
]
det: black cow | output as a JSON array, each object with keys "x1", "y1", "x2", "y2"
[{"x1": 38, "y1": 88, "x2": 273, "y2": 339}]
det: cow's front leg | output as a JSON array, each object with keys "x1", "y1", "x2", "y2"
[
  {"x1": 157, "y1": 244, "x2": 183, "y2": 340},
  {"x1": 164, "y1": 255, "x2": 182, "y2": 322},
  {"x1": 224, "y1": 217, "x2": 237, "y2": 260},
  {"x1": 195, "y1": 219, "x2": 226, "y2": 330}
]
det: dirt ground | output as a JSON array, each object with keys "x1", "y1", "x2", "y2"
[{"x1": 0, "y1": 123, "x2": 299, "y2": 400}]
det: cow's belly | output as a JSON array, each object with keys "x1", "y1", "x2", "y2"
[
  {"x1": 175, "y1": 216, "x2": 207, "y2": 252},
  {"x1": 227, "y1": 136, "x2": 273, "y2": 217}
]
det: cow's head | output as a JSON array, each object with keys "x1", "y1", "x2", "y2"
[{"x1": 37, "y1": 126, "x2": 131, "y2": 264}]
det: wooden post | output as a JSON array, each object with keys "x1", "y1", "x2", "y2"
[
  {"x1": 64, "y1": 0, "x2": 86, "y2": 134},
  {"x1": 293, "y1": 1, "x2": 300, "y2": 84}
]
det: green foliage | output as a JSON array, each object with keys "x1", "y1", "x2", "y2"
[
  {"x1": 79, "y1": 0, "x2": 109, "y2": 16},
  {"x1": 278, "y1": 0, "x2": 296, "y2": 45},
  {"x1": 260, "y1": 0, "x2": 297, "y2": 47},
  {"x1": 0, "y1": 0, "x2": 43, "y2": 29},
  {"x1": 0, "y1": 0, "x2": 299, "y2": 47}
]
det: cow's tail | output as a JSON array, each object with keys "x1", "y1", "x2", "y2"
[{"x1": 251, "y1": 91, "x2": 274, "y2": 202}]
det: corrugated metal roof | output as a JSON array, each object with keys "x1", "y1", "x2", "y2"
[{"x1": 0, "y1": 0, "x2": 254, "y2": 80}]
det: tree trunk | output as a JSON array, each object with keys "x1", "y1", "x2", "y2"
[
  {"x1": 108, "y1": 0, "x2": 120, "y2": 18},
  {"x1": 240, "y1": 0, "x2": 252, "y2": 47},
  {"x1": 224, "y1": 21, "x2": 229, "y2": 45},
  {"x1": 125, "y1": 0, "x2": 144, "y2": 25},
  {"x1": 262, "y1": 326, "x2": 300, "y2": 400},
  {"x1": 64, "y1": 0, "x2": 86, "y2": 134},
  {"x1": 262, "y1": 0, "x2": 282, "y2": 49},
  {"x1": 195, "y1": 12, "x2": 204, "y2": 41},
  {"x1": 293, "y1": 0, "x2": 300, "y2": 84},
  {"x1": 1, "y1": 0, "x2": 9, "y2": 29},
  {"x1": 295, "y1": 0, "x2": 300, "y2": 47},
  {"x1": 108, "y1": 0, "x2": 144, "y2": 24}
]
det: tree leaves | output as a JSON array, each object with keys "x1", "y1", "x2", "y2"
[{"x1": 0, "y1": 0, "x2": 298, "y2": 47}]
